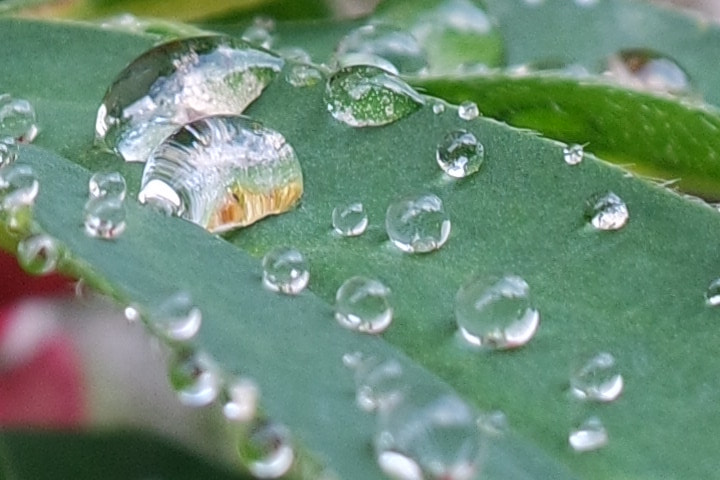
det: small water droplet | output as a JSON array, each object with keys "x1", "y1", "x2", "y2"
[
  {"x1": 262, "y1": 246, "x2": 309, "y2": 295},
  {"x1": 432, "y1": 102, "x2": 445, "y2": 115},
  {"x1": 222, "y1": 377, "x2": 259, "y2": 422},
  {"x1": 242, "y1": 25, "x2": 273, "y2": 49},
  {"x1": 277, "y1": 46, "x2": 312, "y2": 63},
  {"x1": 138, "y1": 115, "x2": 303, "y2": 233},
  {"x1": 0, "y1": 137, "x2": 18, "y2": 168},
  {"x1": 124, "y1": 304, "x2": 142, "y2": 323},
  {"x1": 83, "y1": 197, "x2": 127, "y2": 240},
  {"x1": 604, "y1": 49, "x2": 690, "y2": 94},
  {"x1": 386, "y1": 193, "x2": 450, "y2": 253},
  {"x1": 149, "y1": 291, "x2": 202, "y2": 341},
  {"x1": 0, "y1": 164, "x2": 39, "y2": 211},
  {"x1": 563, "y1": 144, "x2": 584, "y2": 166},
  {"x1": 375, "y1": 394, "x2": 483, "y2": 480},
  {"x1": 455, "y1": 274, "x2": 540, "y2": 350},
  {"x1": 436, "y1": 130, "x2": 484, "y2": 178},
  {"x1": 477, "y1": 410, "x2": 508, "y2": 436},
  {"x1": 346, "y1": 353, "x2": 405, "y2": 411},
  {"x1": 705, "y1": 278, "x2": 720, "y2": 306},
  {"x1": 585, "y1": 192, "x2": 629, "y2": 231},
  {"x1": 325, "y1": 65, "x2": 424, "y2": 128},
  {"x1": 285, "y1": 64, "x2": 323, "y2": 88},
  {"x1": 569, "y1": 417, "x2": 608, "y2": 452},
  {"x1": 0, "y1": 94, "x2": 38, "y2": 143},
  {"x1": 332, "y1": 202, "x2": 368, "y2": 237},
  {"x1": 88, "y1": 171, "x2": 127, "y2": 201},
  {"x1": 335, "y1": 276, "x2": 393, "y2": 334},
  {"x1": 168, "y1": 350, "x2": 220, "y2": 407},
  {"x1": 16, "y1": 234, "x2": 61, "y2": 275},
  {"x1": 238, "y1": 421, "x2": 295, "y2": 479},
  {"x1": 95, "y1": 36, "x2": 284, "y2": 162},
  {"x1": 457, "y1": 101, "x2": 479, "y2": 120},
  {"x1": 570, "y1": 352, "x2": 624, "y2": 402}
]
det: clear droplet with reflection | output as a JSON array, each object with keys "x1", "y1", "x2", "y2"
[
  {"x1": 286, "y1": 65, "x2": 323, "y2": 88},
  {"x1": 95, "y1": 36, "x2": 284, "y2": 163},
  {"x1": 332, "y1": 202, "x2": 368, "y2": 237},
  {"x1": 262, "y1": 246, "x2": 309, "y2": 295},
  {"x1": 335, "y1": 276, "x2": 393, "y2": 334},
  {"x1": 585, "y1": 191, "x2": 629, "y2": 231},
  {"x1": 238, "y1": 421, "x2": 295, "y2": 479},
  {"x1": 570, "y1": 352, "x2": 624, "y2": 402},
  {"x1": 705, "y1": 277, "x2": 720, "y2": 306},
  {"x1": 222, "y1": 377, "x2": 259, "y2": 422},
  {"x1": 0, "y1": 137, "x2": 18, "y2": 168},
  {"x1": 345, "y1": 353, "x2": 405, "y2": 411},
  {"x1": 168, "y1": 350, "x2": 220, "y2": 407},
  {"x1": 0, "y1": 94, "x2": 38, "y2": 143},
  {"x1": 375, "y1": 394, "x2": 484, "y2": 480},
  {"x1": 436, "y1": 130, "x2": 484, "y2": 178},
  {"x1": 0, "y1": 163, "x2": 39, "y2": 211},
  {"x1": 16, "y1": 234, "x2": 61, "y2": 275},
  {"x1": 83, "y1": 197, "x2": 127, "y2": 240},
  {"x1": 604, "y1": 49, "x2": 689, "y2": 94},
  {"x1": 386, "y1": 193, "x2": 451, "y2": 253},
  {"x1": 325, "y1": 65, "x2": 424, "y2": 128},
  {"x1": 569, "y1": 417, "x2": 608, "y2": 452},
  {"x1": 432, "y1": 103, "x2": 445, "y2": 115},
  {"x1": 149, "y1": 290, "x2": 202, "y2": 341},
  {"x1": 89, "y1": 171, "x2": 127, "y2": 201},
  {"x1": 455, "y1": 274, "x2": 540, "y2": 350},
  {"x1": 563, "y1": 144, "x2": 584, "y2": 166},
  {"x1": 242, "y1": 25, "x2": 273, "y2": 49},
  {"x1": 138, "y1": 115, "x2": 303, "y2": 233},
  {"x1": 457, "y1": 101, "x2": 479, "y2": 120}
]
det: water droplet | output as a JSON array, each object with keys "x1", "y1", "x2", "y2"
[
  {"x1": 277, "y1": 46, "x2": 312, "y2": 63},
  {"x1": 569, "y1": 417, "x2": 608, "y2": 452},
  {"x1": 16, "y1": 234, "x2": 61, "y2": 275},
  {"x1": 570, "y1": 352, "x2": 624, "y2": 402},
  {"x1": 222, "y1": 377, "x2": 259, "y2": 422},
  {"x1": 88, "y1": 171, "x2": 127, "y2": 201},
  {"x1": 238, "y1": 421, "x2": 295, "y2": 479},
  {"x1": 148, "y1": 291, "x2": 202, "y2": 341},
  {"x1": 436, "y1": 130, "x2": 484, "y2": 178},
  {"x1": 476, "y1": 410, "x2": 508, "y2": 436},
  {"x1": 325, "y1": 65, "x2": 424, "y2": 128},
  {"x1": 455, "y1": 274, "x2": 540, "y2": 350},
  {"x1": 262, "y1": 246, "x2": 309, "y2": 295},
  {"x1": 334, "y1": 24, "x2": 427, "y2": 75},
  {"x1": 0, "y1": 164, "x2": 39, "y2": 211},
  {"x1": 83, "y1": 197, "x2": 127, "y2": 240},
  {"x1": 563, "y1": 144, "x2": 584, "y2": 166},
  {"x1": 332, "y1": 202, "x2": 368, "y2": 237},
  {"x1": 0, "y1": 137, "x2": 18, "y2": 168},
  {"x1": 346, "y1": 353, "x2": 405, "y2": 411},
  {"x1": 705, "y1": 278, "x2": 720, "y2": 306},
  {"x1": 242, "y1": 25, "x2": 273, "y2": 49},
  {"x1": 385, "y1": 193, "x2": 451, "y2": 253},
  {"x1": 124, "y1": 304, "x2": 142, "y2": 323},
  {"x1": 375, "y1": 394, "x2": 483, "y2": 480},
  {"x1": 457, "y1": 101, "x2": 479, "y2": 120},
  {"x1": 168, "y1": 350, "x2": 220, "y2": 407},
  {"x1": 0, "y1": 94, "x2": 38, "y2": 143},
  {"x1": 604, "y1": 49, "x2": 690, "y2": 94},
  {"x1": 95, "y1": 36, "x2": 284, "y2": 163},
  {"x1": 285, "y1": 64, "x2": 323, "y2": 88},
  {"x1": 138, "y1": 115, "x2": 303, "y2": 233},
  {"x1": 585, "y1": 192, "x2": 629, "y2": 231},
  {"x1": 432, "y1": 102, "x2": 445, "y2": 115},
  {"x1": 335, "y1": 276, "x2": 393, "y2": 334}
]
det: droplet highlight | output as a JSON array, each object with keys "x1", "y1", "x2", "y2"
[
  {"x1": 89, "y1": 171, "x2": 127, "y2": 201},
  {"x1": 457, "y1": 101, "x2": 479, "y2": 120},
  {"x1": 262, "y1": 246, "x2": 310, "y2": 295},
  {"x1": 0, "y1": 137, "x2": 18, "y2": 168},
  {"x1": 570, "y1": 352, "x2": 624, "y2": 402},
  {"x1": 149, "y1": 291, "x2": 202, "y2": 341},
  {"x1": 332, "y1": 202, "x2": 368, "y2": 237},
  {"x1": 168, "y1": 350, "x2": 220, "y2": 407},
  {"x1": 83, "y1": 197, "x2": 127, "y2": 240},
  {"x1": 385, "y1": 193, "x2": 451, "y2": 253},
  {"x1": 238, "y1": 421, "x2": 295, "y2": 479},
  {"x1": 335, "y1": 276, "x2": 393, "y2": 334},
  {"x1": 222, "y1": 377, "x2": 259, "y2": 422},
  {"x1": 0, "y1": 94, "x2": 38, "y2": 143},
  {"x1": 16, "y1": 234, "x2": 61, "y2": 276},
  {"x1": 705, "y1": 277, "x2": 720, "y2": 306},
  {"x1": 569, "y1": 417, "x2": 608, "y2": 452},
  {"x1": 563, "y1": 144, "x2": 584, "y2": 166},
  {"x1": 436, "y1": 130, "x2": 484, "y2": 178},
  {"x1": 585, "y1": 192, "x2": 629, "y2": 231}
]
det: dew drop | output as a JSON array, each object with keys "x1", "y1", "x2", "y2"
[
  {"x1": 222, "y1": 377, "x2": 259, "y2": 422},
  {"x1": 585, "y1": 192, "x2": 629, "y2": 231},
  {"x1": 262, "y1": 246, "x2": 309, "y2": 295},
  {"x1": 0, "y1": 137, "x2": 18, "y2": 168},
  {"x1": 335, "y1": 276, "x2": 393, "y2": 334},
  {"x1": 436, "y1": 130, "x2": 484, "y2": 178},
  {"x1": 242, "y1": 25, "x2": 273, "y2": 49},
  {"x1": 332, "y1": 202, "x2": 368, "y2": 237},
  {"x1": 149, "y1": 291, "x2": 202, "y2": 341},
  {"x1": 604, "y1": 49, "x2": 690, "y2": 95},
  {"x1": 385, "y1": 193, "x2": 450, "y2": 253},
  {"x1": 138, "y1": 115, "x2": 303, "y2": 233},
  {"x1": 168, "y1": 350, "x2": 220, "y2": 407},
  {"x1": 563, "y1": 144, "x2": 584, "y2": 166},
  {"x1": 345, "y1": 353, "x2": 405, "y2": 411},
  {"x1": 325, "y1": 65, "x2": 424, "y2": 128},
  {"x1": 375, "y1": 394, "x2": 483, "y2": 480},
  {"x1": 0, "y1": 163, "x2": 39, "y2": 211},
  {"x1": 238, "y1": 421, "x2": 295, "y2": 479},
  {"x1": 570, "y1": 352, "x2": 624, "y2": 402},
  {"x1": 277, "y1": 46, "x2": 312, "y2": 63},
  {"x1": 285, "y1": 64, "x2": 323, "y2": 88},
  {"x1": 432, "y1": 102, "x2": 445, "y2": 115},
  {"x1": 16, "y1": 234, "x2": 61, "y2": 276},
  {"x1": 457, "y1": 101, "x2": 479, "y2": 120},
  {"x1": 705, "y1": 278, "x2": 720, "y2": 306},
  {"x1": 88, "y1": 171, "x2": 127, "y2": 201},
  {"x1": 455, "y1": 274, "x2": 540, "y2": 350},
  {"x1": 0, "y1": 94, "x2": 38, "y2": 143},
  {"x1": 569, "y1": 417, "x2": 608, "y2": 453},
  {"x1": 95, "y1": 36, "x2": 284, "y2": 163},
  {"x1": 83, "y1": 197, "x2": 127, "y2": 240}
]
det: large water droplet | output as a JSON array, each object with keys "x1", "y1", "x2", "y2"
[
  {"x1": 455, "y1": 274, "x2": 540, "y2": 350},
  {"x1": 436, "y1": 130, "x2": 484, "y2": 178},
  {"x1": 569, "y1": 417, "x2": 608, "y2": 452},
  {"x1": 335, "y1": 276, "x2": 393, "y2": 334},
  {"x1": 0, "y1": 137, "x2": 18, "y2": 168},
  {"x1": 238, "y1": 421, "x2": 295, "y2": 479},
  {"x1": 457, "y1": 101, "x2": 479, "y2": 120},
  {"x1": 89, "y1": 171, "x2": 127, "y2": 201},
  {"x1": 333, "y1": 23, "x2": 427, "y2": 75},
  {"x1": 604, "y1": 49, "x2": 690, "y2": 94},
  {"x1": 386, "y1": 193, "x2": 451, "y2": 253},
  {"x1": 570, "y1": 352, "x2": 624, "y2": 402},
  {"x1": 149, "y1": 291, "x2": 202, "y2": 341},
  {"x1": 563, "y1": 144, "x2": 584, "y2": 166},
  {"x1": 83, "y1": 197, "x2": 127, "y2": 240},
  {"x1": 168, "y1": 350, "x2": 220, "y2": 407},
  {"x1": 0, "y1": 94, "x2": 38, "y2": 143},
  {"x1": 705, "y1": 278, "x2": 720, "y2": 306},
  {"x1": 138, "y1": 115, "x2": 303, "y2": 233},
  {"x1": 262, "y1": 246, "x2": 310, "y2": 295},
  {"x1": 222, "y1": 377, "x2": 259, "y2": 422},
  {"x1": 0, "y1": 164, "x2": 39, "y2": 211},
  {"x1": 285, "y1": 64, "x2": 323, "y2": 88},
  {"x1": 95, "y1": 36, "x2": 284, "y2": 163},
  {"x1": 375, "y1": 394, "x2": 484, "y2": 480},
  {"x1": 16, "y1": 234, "x2": 61, "y2": 275},
  {"x1": 332, "y1": 202, "x2": 368, "y2": 237},
  {"x1": 585, "y1": 192, "x2": 629, "y2": 231},
  {"x1": 325, "y1": 65, "x2": 424, "y2": 128}
]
